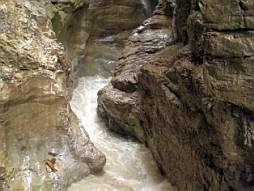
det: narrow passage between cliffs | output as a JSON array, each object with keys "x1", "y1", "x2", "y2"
[{"x1": 68, "y1": 76, "x2": 176, "y2": 191}]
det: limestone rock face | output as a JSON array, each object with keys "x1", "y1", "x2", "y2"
[
  {"x1": 98, "y1": 0, "x2": 254, "y2": 190},
  {"x1": 48, "y1": 0, "x2": 147, "y2": 78},
  {"x1": 0, "y1": 1, "x2": 105, "y2": 190}
]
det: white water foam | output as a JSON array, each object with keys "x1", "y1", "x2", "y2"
[{"x1": 68, "y1": 76, "x2": 176, "y2": 191}]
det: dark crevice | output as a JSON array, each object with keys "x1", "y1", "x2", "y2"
[
  {"x1": 204, "y1": 54, "x2": 252, "y2": 60},
  {"x1": 143, "y1": 0, "x2": 158, "y2": 18},
  {"x1": 51, "y1": 1, "x2": 58, "y2": 5},
  {"x1": 207, "y1": 28, "x2": 254, "y2": 33},
  {"x1": 195, "y1": 0, "x2": 202, "y2": 11},
  {"x1": 239, "y1": 1, "x2": 246, "y2": 11}
]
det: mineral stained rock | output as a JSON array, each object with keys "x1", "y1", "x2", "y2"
[
  {"x1": 0, "y1": 1, "x2": 105, "y2": 190},
  {"x1": 98, "y1": 0, "x2": 254, "y2": 190}
]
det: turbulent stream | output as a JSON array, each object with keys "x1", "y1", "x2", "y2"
[{"x1": 68, "y1": 76, "x2": 176, "y2": 191}]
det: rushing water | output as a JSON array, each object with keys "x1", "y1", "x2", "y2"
[{"x1": 68, "y1": 76, "x2": 176, "y2": 191}]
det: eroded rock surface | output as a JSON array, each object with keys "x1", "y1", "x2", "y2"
[
  {"x1": 0, "y1": 1, "x2": 105, "y2": 190},
  {"x1": 48, "y1": 0, "x2": 148, "y2": 78},
  {"x1": 98, "y1": 0, "x2": 254, "y2": 190},
  {"x1": 98, "y1": 0, "x2": 177, "y2": 142}
]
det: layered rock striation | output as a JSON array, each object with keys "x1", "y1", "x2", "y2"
[
  {"x1": 0, "y1": 1, "x2": 105, "y2": 190},
  {"x1": 98, "y1": 0, "x2": 254, "y2": 190}
]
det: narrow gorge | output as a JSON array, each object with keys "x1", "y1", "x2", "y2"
[{"x1": 0, "y1": 0, "x2": 253, "y2": 191}]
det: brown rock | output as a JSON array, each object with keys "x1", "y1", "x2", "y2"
[
  {"x1": 97, "y1": 1, "x2": 176, "y2": 142},
  {"x1": 97, "y1": 0, "x2": 254, "y2": 190},
  {"x1": 0, "y1": 1, "x2": 105, "y2": 190}
]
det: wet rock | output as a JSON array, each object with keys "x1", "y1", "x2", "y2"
[
  {"x1": 98, "y1": 0, "x2": 254, "y2": 190},
  {"x1": 204, "y1": 56, "x2": 254, "y2": 110},
  {"x1": 49, "y1": 0, "x2": 147, "y2": 78},
  {"x1": 98, "y1": 83, "x2": 145, "y2": 142},
  {"x1": 97, "y1": 0, "x2": 177, "y2": 142},
  {"x1": 111, "y1": 2, "x2": 177, "y2": 93},
  {"x1": 0, "y1": 1, "x2": 105, "y2": 190},
  {"x1": 202, "y1": 31, "x2": 254, "y2": 58},
  {"x1": 199, "y1": 0, "x2": 254, "y2": 30}
]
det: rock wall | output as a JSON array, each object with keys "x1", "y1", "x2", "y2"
[
  {"x1": 98, "y1": 0, "x2": 177, "y2": 142},
  {"x1": 98, "y1": 0, "x2": 254, "y2": 190},
  {"x1": 0, "y1": 0, "x2": 157, "y2": 190},
  {"x1": 49, "y1": 0, "x2": 148, "y2": 78},
  {"x1": 0, "y1": 1, "x2": 105, "y2": 190}
]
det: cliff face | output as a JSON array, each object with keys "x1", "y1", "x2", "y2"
[
  {"x1": 98, "y1": 0, "x2": 254, "y2": 190},
  {"x1": 0, "y1": 1, "x2": 106, "y2": 190},
  {"x1": 0, "y1": 0, "x2": 151, "y2": 190},
  {"x1": 98, "y1": 0, "x2": 177, "y2": 141},
  {"x1": 49, "y1": 0, "x2": 148, "y2": 78}
]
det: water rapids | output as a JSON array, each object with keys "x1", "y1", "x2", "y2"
[{"x1": 68, "y1": 76, "x2": 176, "y2": 191}]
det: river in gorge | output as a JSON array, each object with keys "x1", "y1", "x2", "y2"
[{"x1": 68, "y1": 76, "x2": 177, "y2": 191}]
